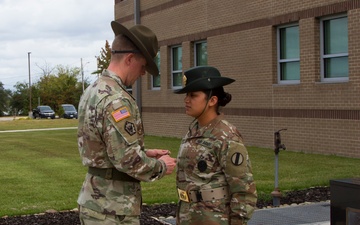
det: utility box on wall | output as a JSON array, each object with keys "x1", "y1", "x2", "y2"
[{"x1": 330, "y1": 178, "x2": 360, "y2": 225}]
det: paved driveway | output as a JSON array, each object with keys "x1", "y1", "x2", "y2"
[{"x1": 0, "y1": 116, "x2": 28, "y2": 121}]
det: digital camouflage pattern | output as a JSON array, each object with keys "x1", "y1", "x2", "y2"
[
  {"x1": 176, "y1": 115, "x2": 257, "y2": 225},
  {"x1": 77, "y1": 70, "x2": 166, "y2": 219},
  {"x1": 79, "y1": 205, "x2": 139, "y2": 225}
]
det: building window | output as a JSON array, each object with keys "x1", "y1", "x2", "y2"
[
  {"x1": 195, "y1": 41, "x2": 207, "y2": 66},
  {"x1": 151, "y1": 51, "x2": 160, "y2": 90},
  {"x1": 277, "y1": 24, "x2": 300, "y2": 84},
  {"x1": 320, "y1": 15, "x2": 348, "y2": 82},
  {"x1": 171, "y1": 46, "x2": 182, "y2": 88}
]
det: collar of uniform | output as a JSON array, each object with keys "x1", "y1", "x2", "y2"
[
  {"x1": 188, "y1": 114, "x2": 224, "y2": 137},
  {"x1": 101, "y1": 69, "x2": 135, "y2": 99},
  {"x1": 101, "y1": 69, "x2": 127, "y2": 90}
]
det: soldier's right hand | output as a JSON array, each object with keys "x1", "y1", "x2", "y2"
[{"x1": 159, "y1": 155, "x2": 176, "y2": 175}]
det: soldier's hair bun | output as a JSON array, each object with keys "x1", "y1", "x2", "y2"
[
  {"x1": 218, "y1": 92, "x2": 232, "y2": 107},
  {"x1": 205, "y1": 87, "x2": 232, "y2": 107}
]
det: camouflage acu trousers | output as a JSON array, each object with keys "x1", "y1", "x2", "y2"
[{"x1": 79, "y1": 206, "x2": 140, "y2": 225}]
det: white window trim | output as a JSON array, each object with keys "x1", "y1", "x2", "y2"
[
  {"x1": 151, "y1": 76, "x2": 160, "y2": 90},
  {"x1": 194, "y1": 40, "x2": 207, "y2": 66},
  {"x1": 277, "y1": 23, "x2": 300, "y2": 85},
  {"x1": 320, "y1": 14, "x2": 348, "y2": 83},
  {"x1": 171, "y1": 45, "x2": 182, "y2": 89}
]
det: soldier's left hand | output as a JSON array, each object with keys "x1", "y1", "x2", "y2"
[{"x1": 146, "y1": 149, "x2": 171, "y2": 159}]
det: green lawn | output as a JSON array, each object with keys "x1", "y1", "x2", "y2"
[{"x1": 1, "y1": 119, "x2": 360, "y2": 216}]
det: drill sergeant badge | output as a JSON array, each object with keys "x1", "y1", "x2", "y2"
[{"x1": 182, "y1": 74, "x2": 187, "y2": 87}]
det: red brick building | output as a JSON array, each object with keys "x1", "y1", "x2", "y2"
[{"x1": 114, "y1": 0, "x2": 360, "y2": 158}]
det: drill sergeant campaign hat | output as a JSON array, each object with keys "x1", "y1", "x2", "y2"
[
  {"x1": 111, "y1": 21, "x2": 159, "y2": 76},
  {"x1": 174, "y1": 66, "x2": 235, "y2": 94}
]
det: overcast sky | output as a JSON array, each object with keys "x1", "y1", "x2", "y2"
[{"x1": 0, "y1": 0, "x2": 115, "y2": 90}]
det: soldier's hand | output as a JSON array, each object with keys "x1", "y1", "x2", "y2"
[
  {"x1": 159, "y1": 155, "x2": 176, "y2": 175},
  {"x1": 146, "y1": 149, "x2": 171, "y2": 159}
]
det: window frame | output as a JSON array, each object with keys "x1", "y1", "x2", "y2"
[
  {"x1": 277, "y1": 23, "x2": 300, "y2": 85},
  {"x1": 320, "y1": 14, "x2": 348, "y2": 83},
  {"x1": 194, "y1": 40, "x2": 208, "y2": 66},
  {"x1": 171, "y1": 45, "x2": 183, "y2": 89},
  {"x1": 151, "y1": 50, "x2": 161, "y2": 90}
]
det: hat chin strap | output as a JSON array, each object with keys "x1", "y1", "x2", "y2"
[{"x1": 188, "y1": 90, "x2": 212, "y2": 135}]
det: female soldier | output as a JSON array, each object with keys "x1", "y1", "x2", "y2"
[{"x1": 174, "y1": 66, "x2": 257, "y2": 225}]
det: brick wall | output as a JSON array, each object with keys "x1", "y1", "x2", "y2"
[{"x1": 115, "y1": 0, "x2": 360, "y2": 158}]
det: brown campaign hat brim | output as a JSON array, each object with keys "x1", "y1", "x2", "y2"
[{"x1": 111, "y1": 21, "x2": 159, "y2": 75}]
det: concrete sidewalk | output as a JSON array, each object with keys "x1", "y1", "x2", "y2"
[
  {"x1": 248, "y1": 202, "x2": 330, "y2": 225},
  {"x1": 161, "y1": 201, "x2": 330, "y2": 225}
]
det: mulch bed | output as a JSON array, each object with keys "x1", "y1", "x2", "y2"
[{"x1": 0, "y1": 186, "x2": 330, "y2": 225}]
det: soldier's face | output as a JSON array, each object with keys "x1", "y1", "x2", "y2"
[{"x1": 184, "y1": 91, "x2": 208, "y2": 117}]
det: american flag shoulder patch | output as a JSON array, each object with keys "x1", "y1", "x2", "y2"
[{"x1": 111, "y1": 106, "x2": 131, "y2": 122}]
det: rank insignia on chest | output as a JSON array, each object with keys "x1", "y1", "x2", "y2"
[{"x1": 111, "y1": 107, "x2": 130, "y2": 122}]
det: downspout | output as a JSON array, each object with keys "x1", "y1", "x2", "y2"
[{"x1": 134, "y1": 0, "x2": 142, "y2": 110}]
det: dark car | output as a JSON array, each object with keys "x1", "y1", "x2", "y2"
[
  {"x1": 61, "y1": 104, "x2": 78, "y2": 119},
  {"x1": 33, "y1": 105, "x2": 55, "y2": 119}
]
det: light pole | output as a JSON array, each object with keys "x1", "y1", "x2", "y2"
[
  {"x1": 28, "y1": 52, "x2": 32, "y2": 118},
  {"x1": 81, "y1": 58, "x2": 89, "y2": 92}
]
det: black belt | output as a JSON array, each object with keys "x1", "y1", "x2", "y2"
[{"x1": 88, "y1": 167, "x2": 139, "y2": 183}]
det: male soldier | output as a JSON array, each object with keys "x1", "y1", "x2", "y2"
[{"x1": 77, "y1": 21, "x2": 176, "y2": 225}]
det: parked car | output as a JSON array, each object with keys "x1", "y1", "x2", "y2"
[
  {"x1": 61, "y1": 104, "x2": 78, "y2": 119},
  {"x1": 33, "y1": 105, "x2": 55, "y2": 119}
]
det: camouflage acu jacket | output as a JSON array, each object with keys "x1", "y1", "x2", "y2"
[
  {"x1": 77, "y1": 70, "x2": 166, "y2": 216},
  {"x1": 176, "y1": 115, "x2": 257, "y2": 225}
]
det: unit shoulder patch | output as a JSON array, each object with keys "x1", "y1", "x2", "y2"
[
  {"x1": 225, "y1": 141, "x2": 248, "y2": 176},
  {"x1": 231, "y1": 152, "x2": 244, "y2": 166},
  {"x1": 124, "y1": 121, "x2": 136, "y2": 136}
]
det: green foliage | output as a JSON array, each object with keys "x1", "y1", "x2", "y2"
[
  {"x1": 57, "y1": 106, "x2": 65, "y2": 117},
  {"x1": 3, "y1": 41, "x2": 110, "y2": 117},
  {"x1": 35, "y1": 65, "x2": 82, "y2": 112},
  {"x1": 9, "y1": 82, "x2": 27, "y2": 114},
  {"x1": 5, "y1": 64, "x2": 85, "y2": 117},
  {"x1": 0, "y1": 82, "x2": 12, "y2": 116},
  {"x1": 93, "y1": 40, "x2": 111, "y2": 75}
]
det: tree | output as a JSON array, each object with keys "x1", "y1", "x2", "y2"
[
  {"x1": 93, "y1": 40, "x2": 111, "y2": 75},
  {"x1": 10, "y1": 82, "x2": 31, "y2": 116},
  {"x1": 0, "y1": 82, "x2": 12, "y2": 116},
  {"x1": 10, "y1": 64, "x2": 86, "y2": 117},
  {"x1": 35, "y1": 65, "x2": 83, "y2": 114}
]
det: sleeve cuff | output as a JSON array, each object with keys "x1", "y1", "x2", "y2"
[{"x1": 157, "y1": 159, "x2": 167, "y2": 179}]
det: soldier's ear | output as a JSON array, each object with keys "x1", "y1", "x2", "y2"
[
  {"x1": 124, "y1": 53, "x2": 135, "y2": 66},
  {"x1": 209, "y1": 96, "x2": 218, "y2": 107}
]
